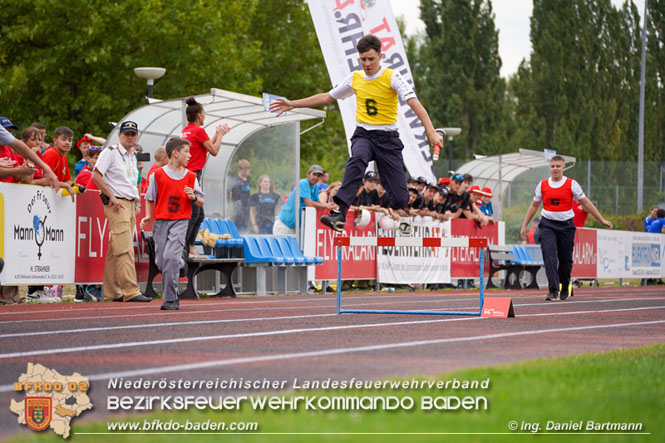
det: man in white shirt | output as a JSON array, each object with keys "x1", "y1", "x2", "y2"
[
  {"x1": 521, "y1": 156, "x2": 612, "y2": 301},
  {"x1": 91, "y1": 121, "x2": 151, "y2": 302},
  {"x1": 270, "y1": 34, "x2": 443, "y2": 232}
]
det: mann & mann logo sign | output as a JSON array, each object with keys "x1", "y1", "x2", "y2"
[{"x1": 13, "y1": 189, "x2": 65, "y2": 260}]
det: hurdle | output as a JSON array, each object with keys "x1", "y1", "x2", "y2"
[{"x1": 335, "y1": 236, "x2": 488, "y2": 316}]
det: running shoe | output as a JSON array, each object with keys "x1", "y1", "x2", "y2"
[
  {"x1": 160, "y1": 300, "x2": 180, "y2": 310},
  {"x1": 27, "y1": 290, "x2": 59, "y2": 304},
  {"x1": 321, "y1": 210, "x2": 346, "y2": 232}
]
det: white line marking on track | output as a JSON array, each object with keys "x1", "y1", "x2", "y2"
[
  {"x1": 1, "y1": 296, "x2": 661, "y2": 326},
  {"x1": 1, "y1": 305, "x2": 663, "y2": 339},
  {"x1": 0, "y1": 317, "x2": 482, "y2": 359},
  {"x1": 0, "y1": 319, "x2": 662, "y2": 392},
  {"x1": 1, "y1": 288, "x2": 662, "y2": 317},
  {"x1": 2, "y1": 303, "x2": 664, "y2": 358}
]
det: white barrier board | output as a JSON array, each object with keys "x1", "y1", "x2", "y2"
[{"x1": 1, "y1": 183, "x2": 76, "y2": 284}]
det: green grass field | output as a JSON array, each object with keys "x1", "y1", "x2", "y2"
[{"x1": 13, "y1": 344, "x2": 664, "y2": 442}]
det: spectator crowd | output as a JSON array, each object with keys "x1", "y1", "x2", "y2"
[{"x1": 3, "y1": 109, "x2": 662, "y2": 306}]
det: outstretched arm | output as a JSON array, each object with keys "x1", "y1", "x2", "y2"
[
  {"x1": 406, "y1": 97, "x2": 444, "y2": 148},
  {"x1": 9, "y1": 139, "x2": 59, "y2": 190},
  {"x1": 269, "y1": 93, "x2": 335, "y2": 117}
]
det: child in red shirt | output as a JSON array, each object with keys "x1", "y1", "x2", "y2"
[
  {"x1": 41, "y1": 126, "x2": 75, "y2": 197},
  {"x1": 75, "y1": 145, "x2": 103, "y2": 191}
]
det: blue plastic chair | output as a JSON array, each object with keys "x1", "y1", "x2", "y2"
[
  {"x1": 265, "y1": 237, "x2": 294, "y2": 265},
  {"x1": 253, "y1": 236, "x2": 286, "y2": 266},
  {"x1": 224, "y1": 219, "x2": 242, "y2": 239},
  {"x1": 276, "y1": 237, "x2": 306, "y2": 265},
  {"x1": 243, "y1": 236, "x2": 270, "y2": 263},
  {"x1": 285, "y1": 236, "x2": 323, "y2": 265}
]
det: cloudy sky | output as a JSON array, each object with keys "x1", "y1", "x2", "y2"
[{"x1": 389, "y1": 0, "x2": 646, "y2": 78}]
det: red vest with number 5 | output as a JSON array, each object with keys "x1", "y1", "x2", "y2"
[
  {"x1": 541, "y1": 178, "x2": 573, "y2": 212},
  {"x1": 153, "y1": 168, "x2": 196, "y2": 220}
]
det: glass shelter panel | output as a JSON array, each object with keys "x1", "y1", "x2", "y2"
[{"x1": 202, "y1": 124, "x2": 297, "y2": 236}]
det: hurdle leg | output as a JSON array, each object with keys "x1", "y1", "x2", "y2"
[
  {"x1": 336, "y1": 246, "x2": 342, "y2": 314},
  {"x1": 479, "y1": 248, "x2": 484, "y2": 316}
]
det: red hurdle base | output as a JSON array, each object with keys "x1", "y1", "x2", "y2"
[
  {"x1": 335, "y1": 236, "x2": 487, "y2": 316},
  {"x1": 481, "y1": 297, "x2": 516, "y2": 318}
]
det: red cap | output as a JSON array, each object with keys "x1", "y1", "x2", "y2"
[
  {"x1": 481, "y1": 187, "x2": 493, "y2": 197},
  {"x1": 438, "y1": 177, "x2": 451, "y2": 186},
  {"x1": 76, "y1": 136, "x2": 91, "y2": 149},
  {"x1": 469, "y1": 185, "x2": 482, "y2": 195}
]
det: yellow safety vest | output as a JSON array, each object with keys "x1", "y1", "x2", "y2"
[{"x1": 352, "y1": 68, "x2": 398, "y2": 125}]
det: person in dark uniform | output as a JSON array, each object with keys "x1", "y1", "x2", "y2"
[
  {"x1": 351, "y1": 171, "x2": 381, "y2": 209},
  {"x1": 229, "y1": 158, "x2": 251, "y2": 233},
  {"x1": 269, "y1": 34, "x2": 443, "y2": 232},
  {"x1": 521, "y1": 156, "x2": 612, "y2": 301},
  {"x1": 249, "y1": 174, "x2": 281, "y2": 234}
]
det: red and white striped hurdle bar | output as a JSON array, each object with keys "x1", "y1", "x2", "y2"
[{"x1": 333, "y1": 237, "x2": 488, "y2": 248}]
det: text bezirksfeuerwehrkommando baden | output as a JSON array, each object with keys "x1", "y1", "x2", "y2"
[{"x1": 106, "y1": 377, "x2": 490, "y2": 412}]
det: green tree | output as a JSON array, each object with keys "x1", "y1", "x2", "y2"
[
  {"x1": 415, "y1": 0, "x2": 507, "y2": 163},
  {"x1": 250, "y1": 0, "x2": 348, "y2": 180},
  {"x1": 0, "y1": 0, "x2": 261, "y2": 142}
]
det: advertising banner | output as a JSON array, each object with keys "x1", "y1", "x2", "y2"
[
  {"x1": 450, "y1": 219, "x2": 502, "y2": 278},
  {"x1": 74, "y1": 192, "x2": 151, "y2": 284},
  {"x1": 629, "y1": 232, "x2": 663, "y2": 278},
  {"x1": 596, "y1": 229, "x2": 632, "y2": 279},
  {"x1": 310, "y1": 208, "x2": 377, "y2": 280},
  {"x1": 305, "y1": 0, "x2": 436, "y2": 182},
  {"x1": 572, "y1": 228, "x2": 597, "y2": 278},
  {"x1": 0, "y1": 183, "x2": 75, "y2": 284},
  {"x1": 377, "y1": 216, "x2": 451, "y2": 284}
]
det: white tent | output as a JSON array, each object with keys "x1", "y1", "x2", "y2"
[{"x1": 456, "y1": 149, "x2": 576, "y2": 220}]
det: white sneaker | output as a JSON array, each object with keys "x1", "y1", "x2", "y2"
[{"x1": 27, "y1": 290, "x2": 60, "y2": 304}]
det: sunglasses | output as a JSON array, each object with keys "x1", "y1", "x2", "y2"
[
  {"x1": 453, "y1": 174, "x2": 465, "y2": 181},
  {"x1": 89, "y1": 146, "x2": 103, "y2": 151}
]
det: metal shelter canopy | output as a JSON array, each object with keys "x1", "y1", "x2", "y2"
[
  {"x1": 104, "y1": 88, "x2": 326, "y2": 237},
  {"x1": 105, "y1": 88, "x2": 326, "y2": 159},
  {"x1": 455, "y1": 149, "x2": 576, "y2": 220}
]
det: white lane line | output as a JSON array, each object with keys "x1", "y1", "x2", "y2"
[
  {"x1": 1, "y1": 288, "x2": 662, "y2": 317},
  {"x1": 1, "y1": 304, "x2": 663, "y2": 339},
  {"x1": 0, "y1": 293, "x2": 451, "y2": 317},
  {"x1": 1, "y1": 295, "x2": 662, "y2": 327},
  {"x1": 1, "y1": 318, "x2": 662, "y2": 393},
  {"x1": 3, "y1": 304, "x2": 665, "y2": 358},
  {"x1": 0, "y1": 316, "x2": 482, "y2": 359},
  {"x1": 0, "y1": 297, "x2": 486, "y2": 325},
  {"x1": 0, "y1": 313, "x2": 337, "y2": 338}
]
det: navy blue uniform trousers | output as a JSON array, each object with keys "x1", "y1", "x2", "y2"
[
  {"x1": 538, "y1": 217, "x2": 576, "y2": 294},
  {"x1": 333, "y1": 127, "x2": 409, "y2": 211}
]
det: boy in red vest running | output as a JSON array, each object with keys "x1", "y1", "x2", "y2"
[
  {"x1": 520, "y1": 156, "x2": 612, "y2": 301},
  {"x1": 140, "y1": 138, "x2": 204, "y2": 311}
]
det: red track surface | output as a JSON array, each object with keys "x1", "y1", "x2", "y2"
[{"x1": 1, "y1": 286, "x2": 664, "y2": 437}]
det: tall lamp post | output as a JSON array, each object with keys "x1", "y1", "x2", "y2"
[
  {"x1": 134, "y1": 67, "x2": 166, "y2": 99},
  {"x1": 441, "y1": 127, "x2": 462, "y2": 174}
]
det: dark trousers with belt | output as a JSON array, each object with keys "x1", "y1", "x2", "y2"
[
  {"x1": 539, "y1": 217, "x2": 576, "y2": 294},
  {"x1": 186, "y1": 169, "x2": 204, "y2": 248},
  {"x1": 333, "y1": 127, "x2": 409, "y2": 212}
]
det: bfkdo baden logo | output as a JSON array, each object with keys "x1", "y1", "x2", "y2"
[
  {"x1": 14, "y1": 189, "x2": 64, "y2": 260},
  {"x1": 10, "y1": 363, "x2": 93, "y2": 439},
  {"x1": 25, "y1": 397, "x2": 52, "y2": 431}
]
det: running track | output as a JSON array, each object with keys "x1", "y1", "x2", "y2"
[{"x1": 1, "y1": 286, "x2": 664, "y2": 436}]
